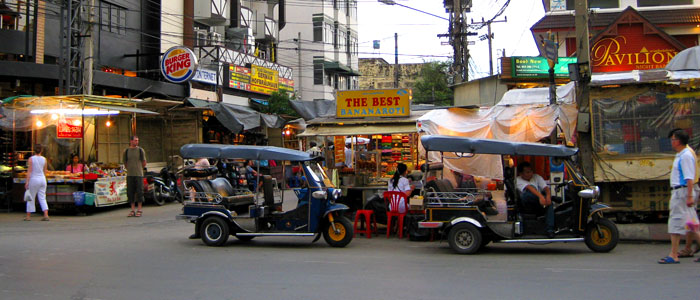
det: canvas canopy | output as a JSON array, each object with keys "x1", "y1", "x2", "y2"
[{"x1": 417, "y1": 82, "x2": 578, "y2": 179}]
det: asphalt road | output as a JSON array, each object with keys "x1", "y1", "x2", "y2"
[{"x1": 0, "y1": 203, "x2": 698, "y2": 300}]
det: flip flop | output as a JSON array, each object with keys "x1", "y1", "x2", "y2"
[
  {"x1": 41, "y1": 217, "x2": 50, "y2": 221},
  {"x1": 127, "y1": 211, "x2": 136, "y2": 217},
  {"x1": 23, "y1": 218, "x2": 30, "y2": 221},
  {"x1": 135, "y1": 210, "x2": 142, "y2": 217},
  {"x1": 658, "y1": 256, "x2": 680, "y2": 264},
  {"x1": 679, "y1": 248, "x2": 694, "y2": 258}
]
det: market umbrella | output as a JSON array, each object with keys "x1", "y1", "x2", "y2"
[{"x1": 665, "y1": 46, "x2": 700, "y2": 71}]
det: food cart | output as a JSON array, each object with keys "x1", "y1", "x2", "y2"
[
  {"x1": 297, "y1": 89, "x2": 425, "y2": 209},
  {"x1": 0, "y1": 95, "x2": 159, "y2": 208}
]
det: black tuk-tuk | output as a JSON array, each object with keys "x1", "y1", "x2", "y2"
[{"x1": 418, "y1": 135, "x2": 619, "y2": 254}]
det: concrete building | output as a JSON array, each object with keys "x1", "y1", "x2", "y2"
[
  {"x1": 277, "y1": 0, "x2": 360, "y2": 101},
  {"x1": 357, "y1": 58, "x2": 423, "y2": 90}
]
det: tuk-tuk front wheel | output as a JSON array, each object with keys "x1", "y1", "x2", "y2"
[
  {"x1": 323, "y1": 215, "x2": 353, "y2": 247},
  {"x1": 200, "y1": 217, "x2": 230, "y2": 246},
  {"x1": 584, "y1": 218, "x2": 619, "y2": 253},
  {"x1": 448, "y1": 223, "x2": 482, "y2": 254}
]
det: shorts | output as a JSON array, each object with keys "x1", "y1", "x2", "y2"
[
  {"x1": 668, "y1": 188, "x2": 696, "y2": 235},
  {"x1": 126, "y1": 176, "x2": 144, "y2": 204}
]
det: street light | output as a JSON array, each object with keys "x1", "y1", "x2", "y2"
[{"x1": 378, "y1": 0, "x2": 449, "y2": 21}]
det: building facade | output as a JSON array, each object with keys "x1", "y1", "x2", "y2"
[
  {"x1": 357, "y1": 58, "x2": 423, "y2": 90},
  {"x1": 277, "y1": 0, "x2": 360, "y2": 101}
]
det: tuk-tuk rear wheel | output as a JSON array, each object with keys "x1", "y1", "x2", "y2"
[
  {"x1": 323, "y1": 215, "x2": 353, "y2": 247},
  {"x1": 584, "y1": 218, "x2": 619, "y2": 252},
  {"x1": 448, "y1": 223, "x2": 482, "y2": 254},
  {"x1": 200, "y1": 217, "x2": 230, "y2": 246}
]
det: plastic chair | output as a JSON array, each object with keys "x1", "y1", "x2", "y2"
[
  {"x1": 384, "y1": 191, "x2": 409, "y2": 238},
  {"x1": 353, "y1": 209, "x2": 377, "y2": 238}
]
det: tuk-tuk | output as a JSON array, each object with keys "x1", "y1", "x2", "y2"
[
  {"x1": 175, "y1": 144, "x2": 353, "y2": 247},
  {"x1": 418, "y1": 135, "x2": 619, "y2": 254}
]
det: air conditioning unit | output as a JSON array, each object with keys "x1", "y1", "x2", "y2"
[
  {"x1": 195, "y1": 29, "x2": 208, "y2": 47},
  {"x1": 208, "y1": 32, "x2": 223, "y2": 46}
]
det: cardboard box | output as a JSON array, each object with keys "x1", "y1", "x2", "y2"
[{"x1": 409, "y1": 196, "x2": 424, "y2": 208}]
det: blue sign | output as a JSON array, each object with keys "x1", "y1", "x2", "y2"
[{"x1": 192, "y1": 69, "x2": 217, "y2": 85}]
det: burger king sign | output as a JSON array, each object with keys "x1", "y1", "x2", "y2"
[{"x1": 161, "y1": 46, "x2": 198, "y2": 83}]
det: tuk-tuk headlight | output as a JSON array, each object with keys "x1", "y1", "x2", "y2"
[{"x1": 331, "y1": 188, "x2": 341, "y2": 203}]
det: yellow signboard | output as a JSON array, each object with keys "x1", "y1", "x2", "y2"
[
  {"x1": 336, "y1": 88, "x2": 411, "y2": 118},
  {"x1": 250, "y1": 65, "x2": 279, "y2": 95}
]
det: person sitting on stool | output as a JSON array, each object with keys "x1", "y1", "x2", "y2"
[{"x1": 516, "y1": 161, "x2": 556, "y2": 238}]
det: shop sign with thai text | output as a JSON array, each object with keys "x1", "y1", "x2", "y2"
[
  {"x1": 336, "y1": 89, "x2": 411, "y2": 118},
  {"x1": 57, "y1": 118, "x2": 83, "y2": 139},
  {"x1": 334, "y1": 136, "x2": 345, "y2": 164},
  {"x1": 511, "y1": 57, "x2": 576, "y2": 78},
  {"x1": 227, "y1": 64, "x2": 294, "y2": 95},
  {"x1": 591, "y1": 23, "x2": 682, "y2": 73}
]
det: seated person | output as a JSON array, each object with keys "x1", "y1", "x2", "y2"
[
  {"x1": 516, "y1": 161, "x2": 555, "y2": 237},
  {"x1": 66, "y1": 154, "x2": 85, "y2": 174},
  {"x1": 245, "y1": 160, "x2": 259, "y2": 190},
  {"x1": 387, "y1": 163, "x2": 414, "y2": 214}
]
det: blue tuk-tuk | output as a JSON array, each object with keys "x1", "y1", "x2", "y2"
[
  {"x1": 176, "y1": 144, "x2": 353, "y2": 247},
  {"x1": 419, "y1": 135, "x2": 619, "y2": 254}
]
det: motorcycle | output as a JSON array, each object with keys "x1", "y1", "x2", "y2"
[{"x1": 144, "y1": 167, "x2": 182, "y2": 206}]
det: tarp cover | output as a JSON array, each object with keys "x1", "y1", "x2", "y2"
[
  {"x1": 181, "y1": 144, "x2": 313, "y2": 161},
  {"x1": 289, "y1": 99, "x2": 336, "y2": 120},
  {"x1": 421, "y1": 135, "x2": 577, "y2": 157},
  {"x1": 418, "y1": 82, "x2": 578, "y2": 179},
  {"x1": 187, "y1": 99, "x2": 285, "y2": 132}
]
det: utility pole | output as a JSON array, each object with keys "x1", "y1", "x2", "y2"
[
  {"x1": 471, "y1": 17, "x2": 507, "y2": 76},
  {"x1": 574, "y1": 0, "x2": 594, "y2": 181},
  {"x1": 439, "y1": 0, "x2": 473, "y2": 83},
  {"x1": 297, "y1": 32, "x2": 302, "y2": 99},
  {"x1": 394, "y1": 32, "x2": 399, "y2": 88}
]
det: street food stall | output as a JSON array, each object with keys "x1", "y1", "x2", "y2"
[
  {"x1": 0, "y1": 95, "x2": 159, "y2": 208},
  {"x1": 297, "y1": 88, "x2": 425, "y2": 209}
]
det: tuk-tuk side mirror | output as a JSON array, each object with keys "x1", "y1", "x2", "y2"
[
  {"x1": 312, "y1": 190, "x2": 327, "y2": 199},
  {"x1": 578, "y1": 186, "x2": 600, "y2": 199}
]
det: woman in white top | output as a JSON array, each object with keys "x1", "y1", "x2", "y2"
[
  {"x1": 25, "y1": 144, "x2": 50, "y2": 221},
  {"x1": 387, "y1": 163, "x2": 414, "y2": 214}
]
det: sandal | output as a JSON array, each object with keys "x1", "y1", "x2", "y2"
[
  {"x1": 127, "y1": 211, "x2": 136, "y2": 217},
  {"x1": 23, "y1": 217, "x2": 30, "y2": 221},
  {"x1": 658, "y1": 256, "x2": 680, "y2": 264},
  {"x1": 41, "y1": 217, "x2": 50, "y2": 221},
  {"x1": 679, "y1": 248, "x2": 694, "y2": 258},
  {"x1": 135, "y1": 210, "x2": 142, "y2": 217}
]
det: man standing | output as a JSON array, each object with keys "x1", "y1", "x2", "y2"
[
  {"x1": 123, "y1": 135, "x2": 147, "y2": 217},
  {"x1": 344, "y1": 143, "x2": 353, "y2": 168},
  {"x1": 659, "y1": 129, "x2": 700, "y2": 264}
]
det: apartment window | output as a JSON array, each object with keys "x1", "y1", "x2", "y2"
[
  {"x1": 325, "y1": 23, "x2": 333, "y2": 44},
  {"x1": 241, "y1": 7, "x2": 252, "y2": 28},
  {"x1": 638, "y1": 0, "x2": 692, "y2": 6},
  {"x1": 100, "y1": 1, "x2": 126, "y2": 34},
  {"x1": 313, "y1": 20, "x2": 323, "y2": 42},
  {"x1": 314, "y1": 61, "x2": 324, "y2": 84},
  {"x1": 566, "y1": 0, "x2": 618, "y2": 9},
  {"x1": 338, "y1": 28, "x2": 346, "y2": 50}
]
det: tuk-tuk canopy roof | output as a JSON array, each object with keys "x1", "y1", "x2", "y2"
[
  {"x1": 180, "y1": 144, "x2": 314, "y2": 161},
  {"x1": 421, "y1": 135, "x2": 578, "y2": 157}
]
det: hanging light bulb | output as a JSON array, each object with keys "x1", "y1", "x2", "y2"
[
  {"x1": 73, "y1": 119, "x2": 82, "y2": 126},
  {"x1": 36, "y1": 120, "x2": 43, "y2": 127},
  {"x1": 105, "y1": 120, "x2": 112, "y2": 127},
  {"x1": 50, "y1": 113, "x2": 59, "y2": 120}
]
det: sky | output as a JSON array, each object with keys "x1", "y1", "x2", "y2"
[{"x1": 357, "y1": 0, "x2": 546, "y2": 79}]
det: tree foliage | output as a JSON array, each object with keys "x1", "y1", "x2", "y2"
[
  {"x1": 258, "y1": 90, "x2": 299, "y2": 117},
  {"x1": 412, "y1": 61, "x2": 453, "y2": 106}
]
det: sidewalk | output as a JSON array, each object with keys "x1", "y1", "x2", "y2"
[{"x1": 618, "y1": 223, "x2": 671, "y2": 242}]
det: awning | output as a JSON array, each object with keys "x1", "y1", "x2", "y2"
[
  {"x1": 186, "y1": 98, "x2": 213, "y2": 108},
  {"x1": 87, "y1": 103, "x2": 158, "y2": 115},
  {"x1": 322, "y1": 61, "x2": 361, "y2": 76},
  {"x1": 297, "y1": 123, "x2": 417, "y2": 137}
]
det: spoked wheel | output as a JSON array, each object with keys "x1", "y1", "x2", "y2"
[
  {"x1": 200, "y1": 217, "x2": 230, "y2": 246},
  {"x1": 323, "y1": 215, "x2": 353, "y2": 247},
  {"x1": 152, "y1": 186, "x2": 165, "y2": 206},
  {"x1": 448, "y1": 223, "x2": 482, "y2": 254},
  {"x1": 584, "y1": 218, "x2": 619, "y2": 252}
]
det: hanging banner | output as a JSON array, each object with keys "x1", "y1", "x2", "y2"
[
  {"x1": 57, "y1": 118, "x2": 83, "y2": 139},
  {"x1": 334, "y1": 136, "x2": 345, "y2": 164},
  {"x1": 336, "y1": 88, "x2": 412, "y2": 118}
]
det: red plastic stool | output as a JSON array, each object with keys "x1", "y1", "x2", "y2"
[{"x1": 353, "y1": 209, "x2": 377, "y2": 238}]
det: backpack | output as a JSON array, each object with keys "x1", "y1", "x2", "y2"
[{"x1": 123, "y1": 147, "x2": 145, "y2": 164}]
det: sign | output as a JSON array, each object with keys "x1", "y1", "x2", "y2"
[
  {"x1": 250, "y1": 65, "x2": 279, "y2": 95},
  {"x1": 543, "y1": 40, "x2": 558, "y2": 64},
  {"x1": 161, "y1": 46, "x2": 198, "y2": 83},
  {"x1": 590, "y1": 21, "x2": 683, "y2": 73},
  {"x1": 192, "y1": 69, "x2": 217, "y2": 85},
  {"x1": 94, "y1": 176, "x2": 128, "y2": 207},
  {"x1": 57, "y1": 118, "x2": 83, "y2": 139},
  {"x1": 334, "y1": 136, "x2": 345, "y2": 165},
  {"x1": 511, "y1": 57, "x2": 577, "y2": 78},
  {"x1": 336, "y1": 89, "x2": 411, "y2": 118},
  {"x1": 227, "y1": 64, "x2": 294, "y2": 95},
  {"x1": 373, "y1": 40, "x2": 380, "y2": 49}
]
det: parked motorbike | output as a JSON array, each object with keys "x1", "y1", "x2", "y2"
[{"x1": 144, "y1": 167, "x2": 182, "y2": 206}]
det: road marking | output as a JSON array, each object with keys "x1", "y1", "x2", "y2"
[{"x1": 546, "y1": 268, "x2": 642, "y2": 273}]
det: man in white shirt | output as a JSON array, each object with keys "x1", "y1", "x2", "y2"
[
  {"x1": 516, "y1": 161, "x2": 555, "y2": 237},
  {"x1": 344, "y1": 143, "x2": 353, "y2": 168}
]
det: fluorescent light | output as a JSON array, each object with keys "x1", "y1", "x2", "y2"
[{"x1": 30, "y1": 109, "x2": 119, "y2": 115}]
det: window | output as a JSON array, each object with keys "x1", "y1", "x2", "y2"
[
  {"x1": 313, "y1": 19, "x2": 323, "y2": 42},
  {"x1": 638, "y1": 0, "x2": 692, "y2": 6},
  {"x1": 100, "y1": 1, "x2": 126, "y2": 34},
  {"x1": 314, "y1": 61, "x2": 323, "y2": 84},
  {"x1": 338, "y1": 26, "x2": 346, "y2": 50},
  {"x1": 566, "y1": 0, "x2": 618, "y2": 9},
  {"x1": 241, "y1": 7, "x2": 252, "y2": 28},
  {"x1": 325, "y1": 23, "x2": 333, "y2": 44}
]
